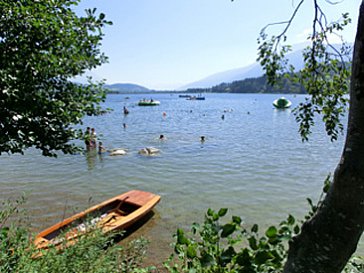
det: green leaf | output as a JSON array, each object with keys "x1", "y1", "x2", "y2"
[
  {"x1": 235, "y1": 249, "x2": 252, "y2": 267},
  {"x1": 176, "y1": 229, "x2": 189, "y2": 245},
  {"x1": 207, "y1": 208, "x2": 214, "y2": 217},
  {"x1": 218, "y1": 208, "x2": 228, "y2": 217},
  {"x1": 212, "y1": 213, "x2": 219, "y2": 221},
  {"x1": 248, "y1": 236, "x2": 258, "y2": 250},
  {"x1": 254, "y1": 250, "x2": 274, "y2": 265},
  {"x1": 186, "y1": 244, "x2": 197, "y2": 259},
  {"x1": 294, "y1": 225, "x2": 300, "y2": 234},
  {"x1": 251, "y1": 224, "x2": 259, "y2": 233},
  {"x1": 221, "y1": 246, "x2": 236, "y2": 266},
  {"x1": 265, "y1": 226, "x2": 278, "y2": 238},
  {"x1": 287, "y1": 214, "x2": 295, "y2": 225},
  {"x1": 200, "y1": 253, "x2": 215, "y2": 267},
  {"x1": 232, "y1": 216, "x2": 242, "y2": 225},
  {"x1": 221, "y1": 223, "x2": 236, "y2": 238}
]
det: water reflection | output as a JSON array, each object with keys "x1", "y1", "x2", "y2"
[{"x1": 85, "y1": 149, "x2": 98, "y2": 170}]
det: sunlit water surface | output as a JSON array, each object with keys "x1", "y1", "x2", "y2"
[{"x1": 1, "y1": 93, "x2": 362, "y2": 259}]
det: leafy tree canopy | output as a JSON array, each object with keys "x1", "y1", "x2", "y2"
[
  {"x1": 255, "y1": 0, "x2": 352, "y2": 142},
  {"x1": 0, "y1": 0, "x2": 112, "y2": 157}
]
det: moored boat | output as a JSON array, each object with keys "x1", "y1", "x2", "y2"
[
  {"x1": 138, "y1": 99, "x2": 160, "y2": 106},
  {"x1": 273, "y1": 97, "x2": 292, "y2": 109},
  {"x1": 187, "y1": 95, "x2": 205, "y2": 100},
  {"x1": 34, "y1": 190, "x2": 161, "y2": 251}
]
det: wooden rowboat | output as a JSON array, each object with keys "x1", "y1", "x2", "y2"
[{"x1": 34, "y1": 190, "x2": 161, "y2": 251}]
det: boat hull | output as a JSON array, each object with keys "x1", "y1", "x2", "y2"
[
  {"x1": 34, "y1": 190, "x2": 160, "y2": 251},
  {"x1": 138, "y1": 100, "x2": 160, "y2": 106}
]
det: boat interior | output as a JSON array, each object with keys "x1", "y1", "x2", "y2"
[{"x1": 43, "y1": 199, "x2": 140, "y2": 241}]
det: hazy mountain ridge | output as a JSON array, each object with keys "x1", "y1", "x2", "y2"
[
  {"x1": 105, "y1": 83, "x2": 151, "y2": 93},
  {"x1": 180, "y1": 49, "x2": 305, "y2": 90}
]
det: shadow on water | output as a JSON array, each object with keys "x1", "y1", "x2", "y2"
[{"x1": 106, "y1": 211, "x2": 156, "y2": 245}]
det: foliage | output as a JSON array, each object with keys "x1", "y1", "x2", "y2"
[
  {"x1": 164, "y1": 208, "x2": 298, "y2": 273},
  {"x1": 0, "y1": 198, "x2": 153, "y2": 273},
  {"x1": 0, "y1": 0, "x2": 112, "y2": 157},
  {"x1": 256, "y1": 1, "x2": 352, "y2": 142},
  {"x1": 165, "y1": 178, "x2": 364, "y2": 273}
]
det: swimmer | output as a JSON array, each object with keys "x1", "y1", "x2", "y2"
[
  {"x1": 200, "y1": 136, "x2": 205, "y2": 143},
  {"x1": 90, "y1": 128, "x2": 97, "y2": 148},
  {"x1": 84, "y1": 127, "x2": 91, "y2": 149},
  {"x1": 123, "y1": 123, "x2": 127, "y2": 129},
  {"x1": 98, "y1": 142, "x2": 106, "y2": 154},
  {"x1": 159, "y1": 134, "x2": 165, "y2": 140}
]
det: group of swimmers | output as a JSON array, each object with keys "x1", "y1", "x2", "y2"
[
  {"x1": 85, "y1": 128, "x2": 206, "y2": 156},
  {"x1": 84, "y1": 127, "x2": 108, "y2": 154},
  {"x1": 84, "y1": 127, "x2": 97, "y2": 149}
]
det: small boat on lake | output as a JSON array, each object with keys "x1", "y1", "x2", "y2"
[
  {"x1": 138, "y1": 99, "x2": 160, "y2": 106},
  {"x1": 273, "y1": 97, "x2": 292, "y2": 109},
  {"x1": 34, "y1": 190, "x2": 161, "y2": 251},
  {"x1": 187, "y1": 94, "x2": 205, "y2": 100},
  {"x1": 179, "y1": 94, "x2": 191, "y2": 98}
]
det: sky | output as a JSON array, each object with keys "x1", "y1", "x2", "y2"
[{"x1": 75, "y1": 0, "x2": 361, "y2": 90}]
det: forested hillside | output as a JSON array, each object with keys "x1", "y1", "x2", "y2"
[{"x1": 185, "y1": 74, "x2": 307, "y2": 94}]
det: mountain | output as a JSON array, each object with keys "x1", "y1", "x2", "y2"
[
  {"x1": 180, "y1": 49, "x2": 305, "y2": 90},
  {"x1": 105, "y1": 83, "x2": 151, "y2": 93},
  {"x1": 186, "y1": 74, "x2": 306, "y2": 94}
]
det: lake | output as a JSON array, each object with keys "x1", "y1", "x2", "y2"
[{"x1": 1, "y1": 93, "x2": 361, "y2": 259}]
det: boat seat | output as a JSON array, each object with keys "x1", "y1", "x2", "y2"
[{"x1": 114, "y1": 208, "x2": 127, "y2": 215}]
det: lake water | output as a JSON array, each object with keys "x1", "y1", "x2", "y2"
[{"x1": 1, "y1": 93, "x2": 362, "y2": 259}]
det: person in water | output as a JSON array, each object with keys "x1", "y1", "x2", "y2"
[
  {"x1": 123, "y1": 106, "x2": 129, "y2": 115},
  {"x1": 90, "y1": 128, "x2": 97, "y2": 148},
  {"x1": 200, "y1": 136, "x2": 205, "y2": 143},
  {"x1": 84, "y1": 127, "x2": 91, "y2": 149},
  {"x1": 159, "y1": 134, "x2": 165, "y2": 140},
  {"x1": 98, "y1": 142, "x2": 106, "y2": 154}
]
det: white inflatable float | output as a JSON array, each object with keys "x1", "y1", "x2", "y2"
[
  {"x1": 108, "y1": 148, "x2": 127, "y2": 156},
  {"x1": 138, "y1": 147, "x2": 160, "y2": 155}
]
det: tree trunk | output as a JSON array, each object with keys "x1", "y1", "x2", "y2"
[{"x1": 283, "y1": 2, "x2": 364, "y2": 273}]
